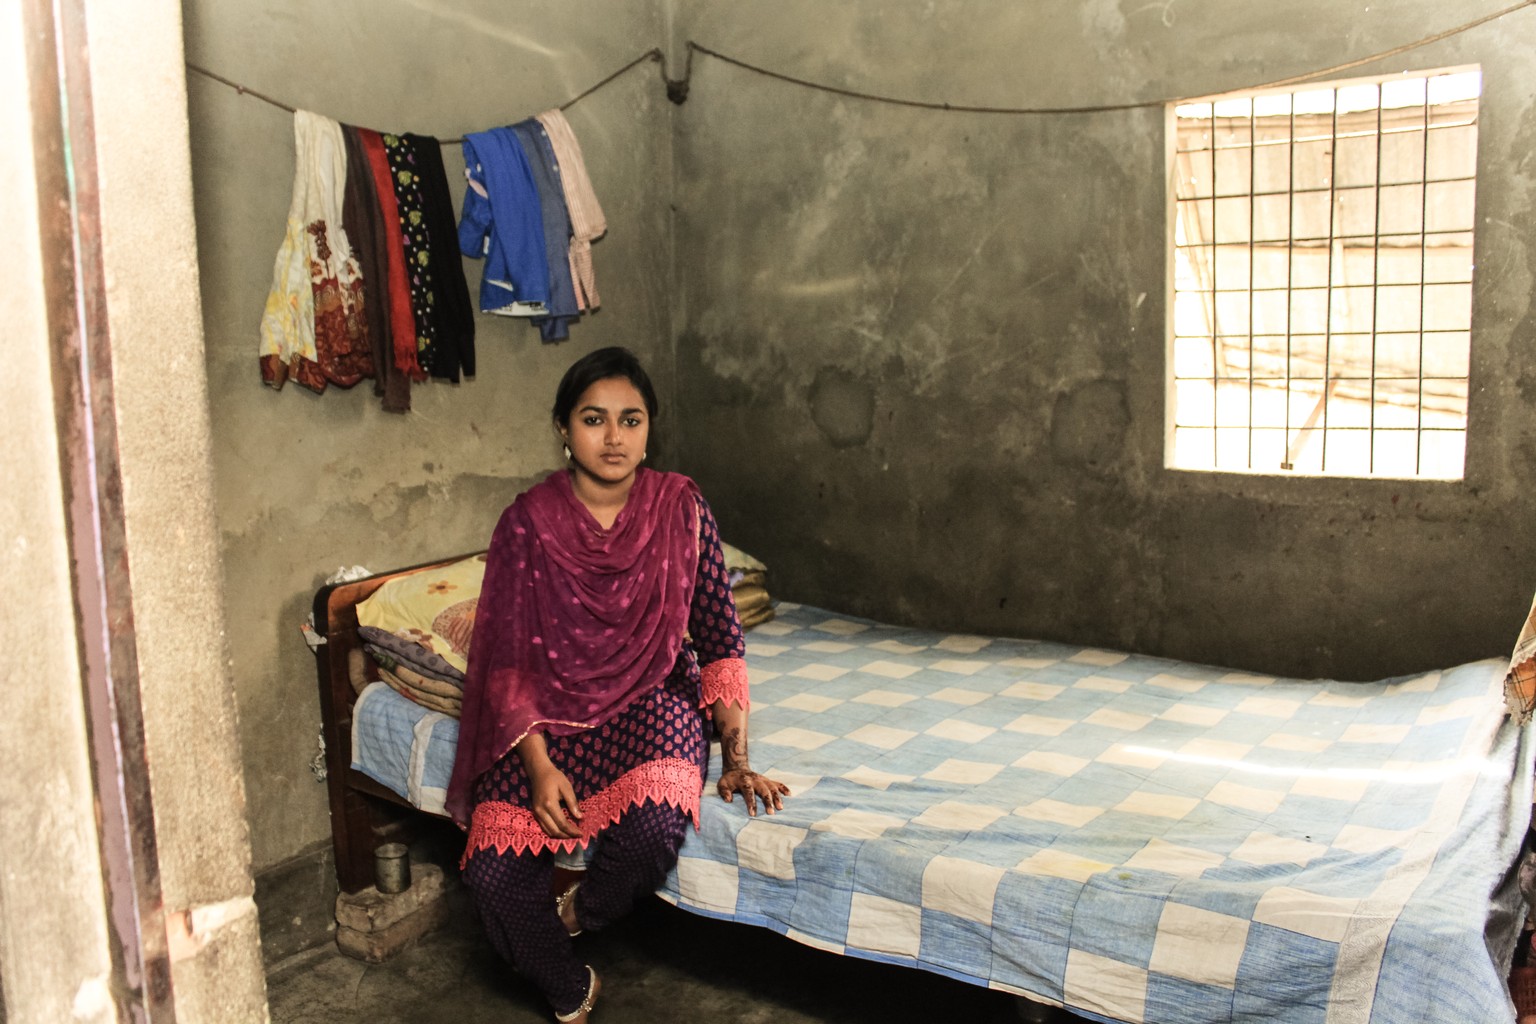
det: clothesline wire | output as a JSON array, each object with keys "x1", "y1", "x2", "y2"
[
  {"x1": 187, "y1": 1, "x2": 1529, "y2": 130},
  {"x1": 185, "y1": 62, "x2": 298, "y2": 115},
  {"x1": 556, "y1": 48, "x2": 665, "y2": 114},
  {"x1": 184, "y1": 47, "x2": 664, "y2": 144},
  {"x1": 685, "y1": 0, "x2": 1532, "y2": 114}
]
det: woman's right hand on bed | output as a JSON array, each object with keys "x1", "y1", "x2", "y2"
[{"x1": 528, "y1": 764, "x2": 585, "y2": 840}]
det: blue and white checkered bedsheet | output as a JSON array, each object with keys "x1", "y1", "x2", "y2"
[
  {"x1": 659, "y1": 603, "x2": 1532, "y2": 1024},
  {"x1": 351, "y1": 681, "x2": 459, "y2": 816},
  {"x1": 350, "y1": 602, "x2": 1532, "y2": 1023}
]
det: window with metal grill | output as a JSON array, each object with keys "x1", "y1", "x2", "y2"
[{"x1": 1167, "y1": 67, "x2": 1480, "y2": 479}]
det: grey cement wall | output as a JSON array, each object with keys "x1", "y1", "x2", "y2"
[
  {"x1": 89, "y1": 1, "x2": 270, "y2": 1014},
  {"x1": 183, "y1": 0, "x2": 674, "y2": 873},
  {"x1": 186, "y1": 0, "x2": 1536, "y2": 928},
  {"x1": 671, "y1": 0, "x2": 1536, "y2": 682}
]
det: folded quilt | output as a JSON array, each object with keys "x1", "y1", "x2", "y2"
[
  {"x1": 377, "y1": 664, "x2": 462, "y2": 717},
  {"x1": 732, "y1": 568, "x2": 767, "y2": 591},
  {"x1": 720, "y1": 542, "x2": 766, "y2": 574},
  {"x1": 369, "y1": 651, "x2": 463, "y2": 699},
  {"x1": 738, "y1": 604, "x2": 775, "y2": 630},
  {"x1": 733, "y1": 584, "x2": 771, "y2": 616},
  {"x1": 359, "y1": 625, "x2": 466, "y2": 683}
]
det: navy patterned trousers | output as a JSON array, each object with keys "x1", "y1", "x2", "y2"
[{"x1": 462, "y1": 798, "x2": 690, "y2": 1016}]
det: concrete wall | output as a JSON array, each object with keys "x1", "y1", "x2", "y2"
[
  {"x1": 1, "y1": 7, "x2": 116, "y2": 1017},
  {"x1": 5, "y1": 0, "x2": 268, "y2": 1018},
  {"x1": 182, "y1": 0, "x2": 673, "y2": 875},
  {"x1": 671, "y1": 0, "x2": 1536, "y2": 682},
  {"x1": 183, "y1": 0, "x2": 1536, "y2": 951},
  {"x1": 88, "y1": 1, "x2": 270, "y2": 1014}
]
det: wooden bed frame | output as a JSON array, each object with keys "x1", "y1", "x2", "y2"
[{"x1": 311, "y1": 556, "x2": 467, "y2": 893}]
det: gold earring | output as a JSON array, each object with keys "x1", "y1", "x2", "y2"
[{"x1": 563, "y1": 445, "x2": 572, "y2": 460}]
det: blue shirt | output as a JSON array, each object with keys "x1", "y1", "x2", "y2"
[{"x1": 459, "y1": 128, "x2": 549, "y2": 315}]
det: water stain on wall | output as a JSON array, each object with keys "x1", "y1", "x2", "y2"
[
  {"x1": 809, "y1": 365, "x2": 876, "y2": 447},
  {"x1": 1050, "y1": 379, "x2": 1130, "y2": 473}
]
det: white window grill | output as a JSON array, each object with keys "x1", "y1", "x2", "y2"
[{"x1": 1167, "y1": 67, "x2": 1480, "y2": 479}]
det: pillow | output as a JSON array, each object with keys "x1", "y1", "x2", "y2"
[
  {"x1": 720, "y1": 543, "x2": 775, "y2": 630},
  {"x1": 720, "y1": 542, "x2": 766, "y2": 575},
  {"x1": 355, "y1": 553, "x2": 487, "y2": 673}
]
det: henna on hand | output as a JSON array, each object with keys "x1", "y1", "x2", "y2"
[
  {"x1": 716, "y1": 767, "x2": 792, "y2": 816},
  {"x1": 720, "y1": 725, "x2": 749, "y2": 772}
]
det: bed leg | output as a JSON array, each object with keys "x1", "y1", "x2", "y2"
[
  {"x1": 327, "y1": 774, "x2": 420, "y2": 895},
  {"x1": 332, "y1": 785, "x2": 380, "y2": 893}
]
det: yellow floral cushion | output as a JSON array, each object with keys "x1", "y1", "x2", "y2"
[{"x1": 355, "y1": 554, "x2": 487, "y2": 673}]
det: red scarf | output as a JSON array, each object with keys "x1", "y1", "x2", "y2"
[{"x1": 445, "y1": 468, "x2": 701, "y2": 824}]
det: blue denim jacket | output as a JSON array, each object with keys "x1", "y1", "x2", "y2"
[{"x1": 459, "y1": 128, "x2": 549, "y2": 314}]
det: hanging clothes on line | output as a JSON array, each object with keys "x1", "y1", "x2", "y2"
[
  {"x1": 355, "y1": 127, "x2": 425, "y2": 386},
  {"x1": 380, "y1": 133, "x2": 441, "y2": 375},
  {"x1": 511, "y1": 119, "x2": 579, "y2": 341},
  {"x1": 259, "y1": 103, "x2": 602, "y2": 401},
  {"x1": 535, "y1": 109, "x2": 606, "y2": 313},
  {"x1": 408, "y1": 134, "x2": 477, "y2": 383},
  {"x1": 458, "y1": 110, "x2": 606, "y2": 343},
  {"x1": 363, "y1": 129, "x2": 477, "y2": 390},
  {"x1": 259, "y1": 112, "x2": 478, "y2": 408},
  {"x1": 459, "y1": 126, "x2": 551, "y2": 319},
  {"x1": 259, "y1": 110, "x2": 373, "y2": 391},
  {"x1": 340, "y1": 124, "x2": 411, "y2": 412}
]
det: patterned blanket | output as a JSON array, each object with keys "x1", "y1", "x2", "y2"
[
  {"x1": 349, "y1": 601, "x2": 1532, "y2": 1023},
  {"x1": 659, "y1": 603, "x2": 1532, "y2": 1024}
]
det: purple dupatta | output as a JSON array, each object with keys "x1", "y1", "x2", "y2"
[{"x1": 445, "y1": 468, "x2": 701, "y2": 825}]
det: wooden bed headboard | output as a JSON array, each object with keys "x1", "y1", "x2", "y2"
[{"x1": 311, "y1": 555, "x2": 473, "y2": 892}]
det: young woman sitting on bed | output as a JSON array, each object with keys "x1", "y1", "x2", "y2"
[{"x1": 444, "y1": 346, "x2": 791, "y2": 1023}]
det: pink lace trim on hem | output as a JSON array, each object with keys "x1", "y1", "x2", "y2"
[
  {"x1": 700, "y1": 657, "x2": 750, "y2": 714},
  {"x1": 462, "y1": 757, "x2": 703, "y2": 864}
]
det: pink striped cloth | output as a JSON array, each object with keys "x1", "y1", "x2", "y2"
[{"x1": 535, "y1": 109, "x2": 606, "y2": 311}]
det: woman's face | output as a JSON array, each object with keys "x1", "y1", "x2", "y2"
[{"x1": 560, "y1": 376, "x2": 650, "y2": 489}]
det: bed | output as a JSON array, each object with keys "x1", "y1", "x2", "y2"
[{"x1": 311, "y1": 559, "x2": 1534, "y2": 1024}]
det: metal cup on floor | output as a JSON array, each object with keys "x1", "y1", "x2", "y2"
[{"x1": 373, "y1": 842, "x2": 411, "y2": 894}]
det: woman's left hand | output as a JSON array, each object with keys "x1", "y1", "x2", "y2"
[{"x1": 717, "y1": 768, "x2": 791, "y2": 816}]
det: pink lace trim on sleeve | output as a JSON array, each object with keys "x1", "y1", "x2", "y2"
[
  {"x1": 461, "y1": 756, "x2": 703, "y2": 863},
  {"x1": 700, "y1": 657, "x2": 749, "y2": 712}
]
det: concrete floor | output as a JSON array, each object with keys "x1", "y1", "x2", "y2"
[{"x1": 265, "y1": 884, "x2": 1082, "y2": 1024}]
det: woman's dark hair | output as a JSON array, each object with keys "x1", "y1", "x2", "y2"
[{"x1": 551, "y1": 346, "x2": 659, "y2": 426}]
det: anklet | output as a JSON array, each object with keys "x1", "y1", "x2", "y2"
[{"x1": 555, "y1": 879, "x2": 583, "y2": 937}]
